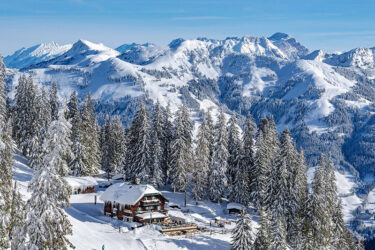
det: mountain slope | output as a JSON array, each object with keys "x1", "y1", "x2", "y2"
[{"x1": 4, "y1": 42, "x2": 72, "y2": 69}]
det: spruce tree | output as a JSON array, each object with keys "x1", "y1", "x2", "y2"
[
  {"x1": 231, "y1": 211, "x2": 254, "y2": 250},
  {"x1": 125, "y1": 102, "x2": 152, "y2": 182},
  {"x1": 13, "y1": 75, "x2": 38, "y2": 156},
  {"x1": 192, "y1": 112, "x2": 210, "y2": 201},
  {"x1": 270, "y1": 217, "x2": 288, "y2": 250},
  {"x1": 227, "y1": 113, "x2": 243, "y2": 200},
  {"x1": 209, "y1": 109, "x2": 228, "y2": 203},
  {"x1": 0, "y1": 123, "x2": 13, "y2": 249},
  {"x1": 242, "y1": 113, "x2": 256, "y2": 199},
  {"x1": 310, "y1": 154, "x2": 330, "y2": 248},
  {"x1": 170, "y1": 104, "x2": 193, "y2": 192},
  {"x1": 150, "y1": 130, "x2": 164, "y2": 187},
  {"x1": 205, "y1": 110, "x2": 215, "y2": 159},
  {"x1": 100, "y1": 115, "x2": 111, "y2": 177},
  {"x1": 162, "y1": 103, "x2": 173, "y2": 184},
  {"x1": 108, "y1": 116, "x2": 126, "y2": 175},
  {"x1": 0, "y1": 56, "x2": 6, "y2": 126},
  {"x1": 70, "y1": 135, "x2": 88, "y2": 176},
  {"x1": 254, "y1": 207, "x2": 271, "y2": 250},
  {"x1": 8, "y1": 182, "x2": 25, "y2": 249},
  {"x1": 79, "y1": 94, "x2": 100, "y2": 175},
  {"x1": 49, "y1": 81, "x2": 59, "y2": 121},
  {"x1": 23, "y1": 107, "x2": 74, "y2": 249}
]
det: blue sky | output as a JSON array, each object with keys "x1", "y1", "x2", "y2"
[{"x1": 1, "y1": 0, "x2": 375, "y2": 55}]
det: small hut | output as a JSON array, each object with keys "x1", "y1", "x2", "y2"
[
  {"x1": 226, "y1": 202, "x2": 245, "y2": 214},
  {"x1": 65, "y1": 176, "x2": 98, "y2": 194}
]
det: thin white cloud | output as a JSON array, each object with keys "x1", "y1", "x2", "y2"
[
  {"x1": 171, "y1": 16, "x2": 230, "y2": 21},
  {"x1": 307, "y1": 31, "x2": 375, "y2": 37}
]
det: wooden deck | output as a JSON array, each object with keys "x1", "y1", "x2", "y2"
[{"x1": 160, "y1": 223, "x2": 198, "y2": 236}]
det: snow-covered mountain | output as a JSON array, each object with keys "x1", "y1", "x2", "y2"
[
  {"x1": 5, "y1": 33, "x2": 375, "y2": 235},
  {"x1": 4, "y1": 42, "x2": 72, "y2": 69}
]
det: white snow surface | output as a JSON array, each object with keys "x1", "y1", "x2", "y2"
[{"x1": 65, "y1": 176, "x2": 98, "y2": 189}]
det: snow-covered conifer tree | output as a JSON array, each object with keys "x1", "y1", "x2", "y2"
[
  {"x1": 125, "y1": 102, "x2": 152, "y2": 182},
  {"x1": 192, "y1": 112, "x2": 210, "y2": 201},
  {"x1": 108, "y1": 116, "x2": 126, "y2": 175},
  {"x1": 270, "y1": 217, "x2": 288, "y2": 250},
  {"x1": 8, "y1": 182, "x2": 25, "y2": 249},
  {"x1": 170, "y1": 104, "x2": 193, "y2": 192},
  {"x1": 70, "y1": 135, "x2": 88, "y2": 176},
  {"x1": 79, "y1": 94, "x2": 100, "y2": 175},
  {"x1": 254, "y1": 207, "x2": 271, "y2": 250},
  {"x1": 162, "y1": 102, "x2": 174, "y2": 184},
  {"x1": 100, "y1": 115, "x2": 111, "y2": 176},
  {"x1": 242, "y1": 113, "x2": 256, "y2": 197},
  {"x1": 23, "y1": 107, "x2": 74, "y2": 249},
  {"x1": 209, "y1": 109, "x2": 228, "y2": 203},
  {"x1": 231, "y1": 211, "x2": 254, "y2": 250},
  {"x1": 227, "y1": 113, "x2": 243, "y2": 200},
  {"x1": 49, "y1": 81, "x2": 59, "y2": 121},
  {"x1": 150, "y1": 130, "x2": 164, "y2": 187}
]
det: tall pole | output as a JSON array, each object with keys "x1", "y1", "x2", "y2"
[{"x1": 184, "y1": 189, "x2": 187, "y2": 207}]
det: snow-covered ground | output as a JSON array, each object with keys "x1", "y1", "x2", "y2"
[{"x1": 12, "y1": 149, "x2": 239, "y2": 250}]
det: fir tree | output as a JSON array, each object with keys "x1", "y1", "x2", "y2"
[
  {"x1": 0, "y1": 122, "x2": 13, "y2": 249},
  {"x1": 125, "y1": 102, "x2": 152, "y2": 182},
  {"x1": 150, "y1": 130, "x2": 164, "y2": 187},
  {"x1": 231, "y1": 210, "x2": 254, "y2": 250},
  {"x1": 254, "y1": 207, "x2": 271, "y2": 250},
  {"x1": 227, "y1": 113, "x2": 243, "y2": 200},
  {"x1": 310, "y1": 154, "x2": 330, "y2": 248},
  {"x1": 0, "y1": 56, "x2": 7, "y2": 125},
  {"x1": 205, "y1": 110, "x2": 215, "y2": 159},
  {"x1": 13, "y1": 75, "x2": 38, "y2": 156},
  {"x1": 242, "y1": 113, "x2": 256, "y2": 199},
  {"x1": 162, "y1": 102, "x2": 174, "y2": 184},
  {"x1": 49, "y1": 81, "x2": 59, "y2": 121},
  {"x1": 270, "y1": 217, "x2": 288, "y2": 250},
  {"x1": 23, "y1": 107, "x2": 74, "y2": 249},
  {"x1": 170, "y1": 104, "x2": 193, "y2": 192},
  {"x1": 8, "y1": 182, "x2": 25, "y2": 249},
  {"x1": 209, "y1": 109, "x2": 228, "y2": 203},
  {"x1": 192, "y1": 112, "x2": 210, "y2": 201},
  {"x1": 108, "y1": 116, "x2": 126, "y2": 175},
  {"x1": 70, "y1": 135, "x2": 88, "y2": 176},
  {"x1": 100, "y1": 115, "x2": 111, "y2": 177},
  {"x1": 79, "y1": 94, "x2": 100, "y2": 175}
]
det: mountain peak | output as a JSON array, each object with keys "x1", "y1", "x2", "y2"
[
  {"x1": 4, "y1": 42, "x2": 72, "y2": 69},
  {"x1": 268, "y1": 32, "x2": 291, "y2": 41},
  {"x1": 168, "y1": 38, "x2": 185, "y2": 49}
]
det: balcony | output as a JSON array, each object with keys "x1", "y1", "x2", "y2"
[{"x1": 140, "y1": 199, "x2": 161, "y2": 206}]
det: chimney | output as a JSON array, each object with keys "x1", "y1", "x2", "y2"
[{"x1": 135, "y1": 178, "x2": 140, "y2": 185}]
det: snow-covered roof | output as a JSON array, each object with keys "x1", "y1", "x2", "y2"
[
  {"x1": 136, "y1": 212, "x2": 167, "y2": 220},
  {"x1": 226, "y1": 202, "x2": 244, "y2": 211},
  {"x1": 65, "y1": 176, "x2": 98, "y2": 189},
  {"x1": 100, "y1": 183, "x2": 166, "y2": 205},
  {"x1": 112, "y1": 173, "x2": 125, "y2": 180}
]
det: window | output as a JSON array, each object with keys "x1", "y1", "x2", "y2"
[
  {"x1": 137, "y1": 207, "x2": 142, "y2": 211},
  {"x1": 156, "y1": 206, "x2": 161, "y2": 211}
]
